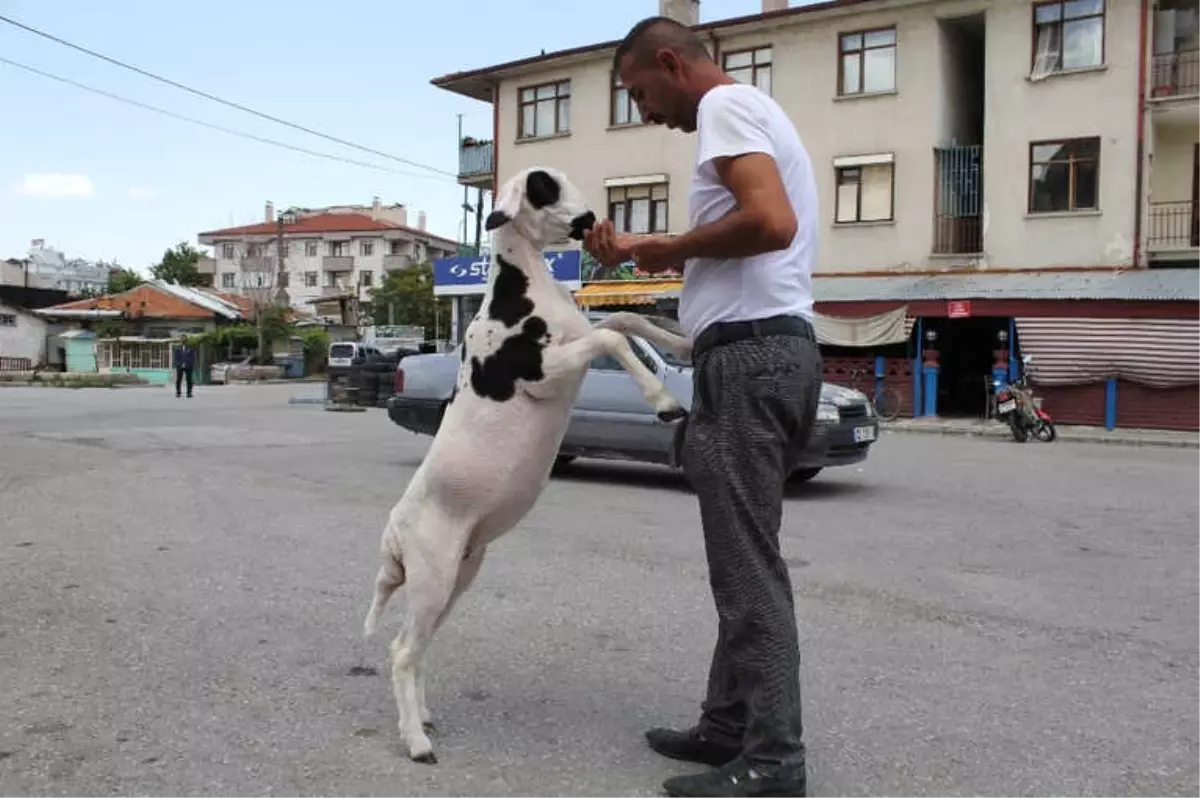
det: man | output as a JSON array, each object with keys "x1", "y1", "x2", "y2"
[
  {"x1": 583, "y1": 16, "x2": 821, "y2": 798},
  {"x1": 173, "y1": 337, "x2": 196, "y2": 398}
]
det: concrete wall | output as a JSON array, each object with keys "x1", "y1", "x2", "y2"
[{"x1": 0, "y1": 301, "x2": 49, "y2": 365}]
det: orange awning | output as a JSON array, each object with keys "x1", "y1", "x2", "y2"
[{"x1": 573, "y1": 279, "x2": 682, "y2": 308}]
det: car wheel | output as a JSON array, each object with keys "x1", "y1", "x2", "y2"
[{"x1": 786, "y1": 467, "x2": 822, "y2": 484}]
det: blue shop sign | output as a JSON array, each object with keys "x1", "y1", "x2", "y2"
[{"x1": 432, "y1": 249, "x2": 583, "y2": 296}]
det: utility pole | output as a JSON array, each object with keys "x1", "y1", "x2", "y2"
[
  {"x1": 457, "y1": 113, "x2": 469, "y2": 253},
  {"x1": 273, "y1": 210, "x2": 289, "y2": 307},
  {"x1": 473, "y1": 187, "x2": 484, "y2": 255}
]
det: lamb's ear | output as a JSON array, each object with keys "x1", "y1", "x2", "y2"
[{"x1": 485, "y1": 176, "x2": 524, "y2": 231}]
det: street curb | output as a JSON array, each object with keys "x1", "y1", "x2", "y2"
[{"x1": 882, "y1": 423, "x2": 1199, "y2": 450}]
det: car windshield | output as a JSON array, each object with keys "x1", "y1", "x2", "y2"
[
  {"x1": 330, "y1": 344, "x2": 355, "y2": 359},
  {"x1": 642, "y1": 315, "x2": 691, "y2": 368}
]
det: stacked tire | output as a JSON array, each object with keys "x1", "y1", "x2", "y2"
[{"x1": 360, "y1": 356, "x2": 398, "y2": 408}]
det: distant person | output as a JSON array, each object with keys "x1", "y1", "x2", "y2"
[{"x1": 173, "y1": 338, "x2": 196, "y2": 398}]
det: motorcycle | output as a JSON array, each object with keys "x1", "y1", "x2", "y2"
[{"x1": 993, "y1": 355, "x2": 1057, "y2": 443}]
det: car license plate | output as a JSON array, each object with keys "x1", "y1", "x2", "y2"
[
  {"x1": 853, "y1": 425, "x2": 876, "y2": 443},
  {"x1": 997, "y1": 399, "x2": 1016, "y2": 413}
]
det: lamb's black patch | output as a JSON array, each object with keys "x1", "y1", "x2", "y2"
[
  {"x1": 469, "y1": 316, "x2": 549, "y2": 402},
  {"x1": 525, "y1": 170, "x2": 561, "y2": 209},
  {"x1": 487, "y1": 256, "x2": 534, "y2": 327}
]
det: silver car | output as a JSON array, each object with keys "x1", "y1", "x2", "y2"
[{"x1": 385, "y1": 312, "x2": 880, "y2": 484}]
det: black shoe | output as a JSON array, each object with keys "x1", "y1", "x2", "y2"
[
  {"x1": 663, "y1": 756, "x2": 807, "y2": 797},
  {"x1": 646, "y1": 726, "x2": 740, "y2": 767}
]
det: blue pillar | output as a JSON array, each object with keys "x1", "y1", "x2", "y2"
[
  {"x1": 992, "y1": 363, "x2": 1008, "y2": 391},
  {"x1": 874, "y1": 355, "x2": 885, "y2": 404},
  {"x1": 923, "y1": 365, "x2": 939, "y2": 417},
  {"x1": 913, "y1": 319, "x2": 923, "y2": 417},
  {"x1": 1105, "y1": 378, "x2": 1118, "y2": 430},
  {"x1": 1007, "y1": 317, "x2": 1018, "y2": 381}
]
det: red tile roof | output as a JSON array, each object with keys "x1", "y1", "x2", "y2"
[
  {"x1": 198, "y1": 212, "x2": 459, "y2": 248},
  {"x1": 46, "y1": 284, "x2": 218, "y2": 319}
]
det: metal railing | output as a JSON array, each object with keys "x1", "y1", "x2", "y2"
[
  {"x1": 458, "y1": 140, "x2": 494, "y2": 179},
  {"x1": 932, "y1": 144, "x2": 984, "y2": 255},
  {"x1": 1150, "y1": 48, "x2": 1200, "y2": 99},
  {"x1": 1147, "y1": 201, "x2": 1200, "y2": 250}
]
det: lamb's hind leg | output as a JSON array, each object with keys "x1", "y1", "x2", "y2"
[
  {"x1": 389, "y1": 544, "x2": 464, "y2": 763},
  {"x1": 530, "y1": 329, "x2": 685, "y2": 421},
  {"x1": 416, "y1": 545, "x2": 487, "y2": 734}
]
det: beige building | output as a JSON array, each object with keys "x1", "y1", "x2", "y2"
[
  {"x1": 434, "y1": 0, "x2": 1198, "y2": 281},
  {"x1": 197, "y1": 199, "x2": 459, "y2": 319}
]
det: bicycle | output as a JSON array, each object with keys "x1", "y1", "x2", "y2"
[{"x1": 847, "y1": 365, "x2": 904, "y2": 422}]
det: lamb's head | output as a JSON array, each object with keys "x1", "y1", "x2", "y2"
[{"x1": 484, "y1": 167, "x2": 596, "y2": 249}]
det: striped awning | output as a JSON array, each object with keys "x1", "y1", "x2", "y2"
[
  {"x1": 1014, "y1": 317, "x2": 1200, "y2": 388},
  {"x1": 573, "y1": 279, "x2": 683, "y2": 308}
]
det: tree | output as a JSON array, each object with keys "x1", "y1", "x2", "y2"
[
  {"x1": 107, "y1": 267, "x2": 143, "y2": 294},
  {"x1": 150, "y1": 242, "x2": 206, "y2": 286},
  {"x1": 231, "y1": 240, "x2": 291, "y2": 361},
  {"x1": 366, "y1": 263, "x2": 450, "y2": 339}
]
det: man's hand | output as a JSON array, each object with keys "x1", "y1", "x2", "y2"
[
  {"x1": 582, "y1": 219, "x2": 638, "y2": 267},
  {"x1": 629, "y1": 236, "x2": 683, "y2": 274}
]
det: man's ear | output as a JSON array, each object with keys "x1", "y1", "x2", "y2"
[{"x1": 486, "y1": 175, "x2": 524, "y2": 231}]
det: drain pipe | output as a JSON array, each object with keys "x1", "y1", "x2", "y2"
[{"x1": 1133, "y1": 0, "x2": 1149, "y2": 268}]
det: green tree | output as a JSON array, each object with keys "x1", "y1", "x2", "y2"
[
  {"x1": 150, "y1": 241, "x2": 206, "y2": 286},
  {"x1": 366, "y1": 263, "x2": 451, "y2": 339},
  {"x1": 107, "y1": 267, "x2": 143, "y2": 294}
]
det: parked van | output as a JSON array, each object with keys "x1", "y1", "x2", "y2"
[{"x1": 327, "y1": 341, "x2": 383, "y2": 369}]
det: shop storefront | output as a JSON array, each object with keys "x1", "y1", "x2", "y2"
[{"x1": 431, "y1": 249, "x2": 583, "y2": 343}]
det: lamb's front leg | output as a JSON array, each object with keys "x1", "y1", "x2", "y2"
[
  {"x1": 595, "y1": 311, "x2": 693, "y2": 362},
  {"x1": 529, "y1": 329, "x2": 685, "y2": 421}
]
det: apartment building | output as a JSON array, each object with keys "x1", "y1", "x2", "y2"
[
  {"x1": 196, "y1": 199, "x2": 459, "y2": 318},
  {"x1": 431, "y1": 0, "x2": 1200, "y2": 431}
]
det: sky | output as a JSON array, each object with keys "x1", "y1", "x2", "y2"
[{"x1": 0, "y1": 0, "x2": 772, "y2": 275}]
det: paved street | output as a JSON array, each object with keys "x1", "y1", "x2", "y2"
[{"x1": 1, "y1": 384, "x2": 1197, "y2": 797}]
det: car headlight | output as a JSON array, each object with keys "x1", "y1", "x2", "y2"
[
  {"x1": 864, "y1": 401, "x2": 876, "y2": 418},
  {"x1": 816, "y1": 403, "x2": 840, "y2": 423}
]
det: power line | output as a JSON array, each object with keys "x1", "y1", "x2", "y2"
[
  {"x1": 0, "y1": 56, "x2": 457, "y2": 183},
  {"x1": 0, "y1": 13, "x2": 458, "y2": 179}
]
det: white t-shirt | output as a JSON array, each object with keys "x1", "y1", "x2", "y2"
[{"x1": 677, "y1": 82, "x2": 818, "y2": 340}]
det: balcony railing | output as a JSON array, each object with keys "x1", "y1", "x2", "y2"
[
  {"x1": 322, "y1": 255, "x2": 354, "y2": 271},
  {"x1": 1150, "y1": 48, "x2": 1200, "y2": 99},
  {"x1": 459, "y1": 139, "x2": 495, "y2": 180},
  {"x1": 1147, "y1": 201, "x2": 1200, "y2": 250}
]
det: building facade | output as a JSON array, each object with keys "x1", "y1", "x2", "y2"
[
  {"x1": 196, "y1": 199, "x2": 459, "y2": 318},
  {"x1": 431, "y1": 0, "x2": 1199, "y2": 430}
]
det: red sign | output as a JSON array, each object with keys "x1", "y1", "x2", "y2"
[{"x1": 947, "y1": 300, "x2": 972, "y2": 319}]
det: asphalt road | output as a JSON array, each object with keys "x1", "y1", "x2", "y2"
[{"x1": 1, "y1": 384, "x2": 1196, "y2": 797}]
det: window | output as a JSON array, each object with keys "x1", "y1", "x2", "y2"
[
  {"x1": 246, "y1": 243, "x2": 262, "y2": 258},
  {"x1": 360, "y1": 270, "x2": 374, "y2": 287},
  {"x1": 221, "y1": 273, "x2": 236, "y2": 288},
  {"x1": 328, "y1": 241, "x2": 347, "y2": 257},
  {"x1": 839, "y1": 27, "x2": 897, "y2": 95},
  {"x1": 834, "y1": 155, "x2": 895, "y2": 223},
  {"x1": 1032, "y1": 0, "x2": 1105, "y2": 76},
  {"x1": 724, "y1": 47, "x2": 773, "y2": 95},
  {"x1": 222, "y1": 244, "x2": 236, "y2": 260},
  {"x1": 278, "y1": 242, "x2": 289, "y2": 258},
  {"x1": 1028, "y1": 137, "x2": 1100, "y2": 213},
  {"x1": 611, "y1": 71, "x2": 642, "y2": 126},
  {"x1": 388, "y1": 240, "x2": 405, "y2": 256},
  {"x1": 304, "y1": 241, "x2": 318, "y2": 257},
  {"x1": 518, "y1": 80, "x2": 571, "y2": 139},
  {"x1": 0, "y1": 313, "x2": 16, "y2": 326},
  {"x1": 360, "y1": 241, "x2": 374, "y2": 256},
  {"x1": 608, "y1": 183, "x2": 669, "y2": 234},
  {"x1": 304, "y1": 271, "x2": 318, "y2": 287}
]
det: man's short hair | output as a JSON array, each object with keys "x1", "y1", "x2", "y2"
[{"x1": 613, "y1": 16, "x2": 713, "y2": 72}]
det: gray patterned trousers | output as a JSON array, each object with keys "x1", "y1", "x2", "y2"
[{"x1": 678, "y1": 330, "x2": 822, "y2": 770}]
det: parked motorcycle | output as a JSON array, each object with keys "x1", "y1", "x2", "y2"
[{"x1": 994, "y1": 355, "x2": 1057, "y2": 443}]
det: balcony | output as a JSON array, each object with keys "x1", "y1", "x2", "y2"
[
  {"x1": 1151, "y1": 48, "x2": 1199, "y2": 100},
  {"x1": 458, "y1": 138, "x2": 494, "y2": 188},
  {"x1": 382, "y1": 253, "x2": 412, "y2": 270},
  {"x1": 320, "y1": 284, "x2": 354, "y2": 299},
  {"x1": 322, "y1": 255, "x2": 354, "y2": 271},
  {"x1": 1147, "y1": 201, "x2": 1199, "y2": 255}
]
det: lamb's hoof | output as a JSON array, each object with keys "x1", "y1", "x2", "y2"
[
  {"x1": 656, "y1": 405, "x2": 687, "y2": 423},
  {"x1": 422, "y1": 721, "x2": 437, "y2": 734},
  {"x1": 412, "y1": 751, "x2": 438, "y2": 765}
]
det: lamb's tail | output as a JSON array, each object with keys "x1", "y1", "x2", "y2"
[{"x1": 363, "y1": 558, "x2": 406, "y2": 639}]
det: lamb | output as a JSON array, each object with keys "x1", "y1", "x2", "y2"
[{"x1": 362, "y1": 166, "x2": 687, "y2": 764}]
